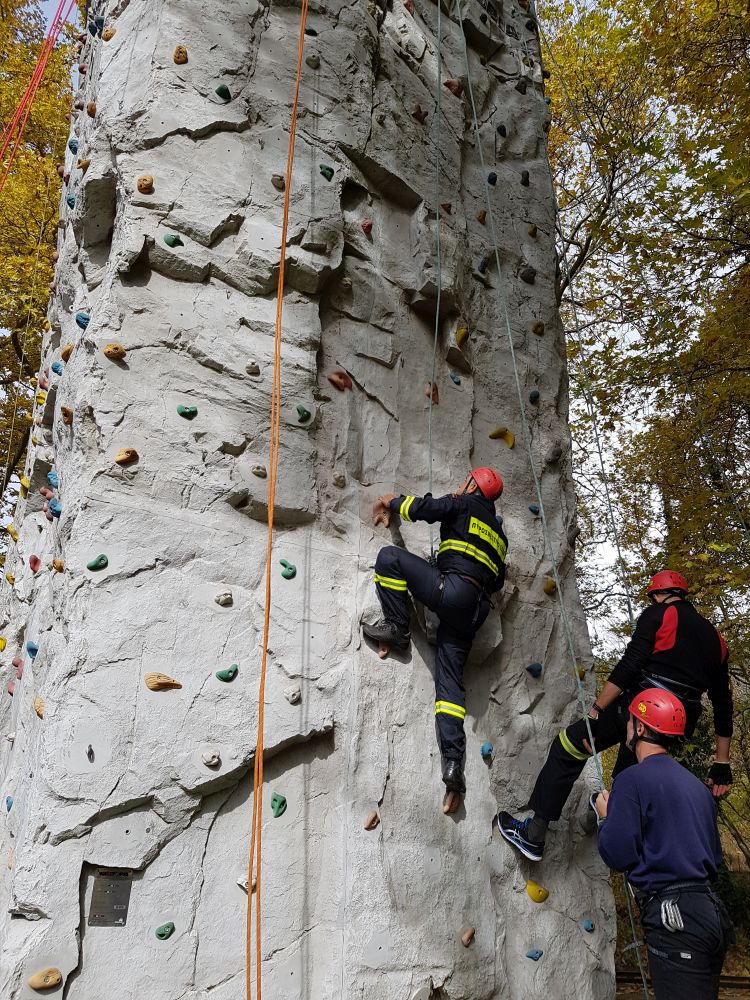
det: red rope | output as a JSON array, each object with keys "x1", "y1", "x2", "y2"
[{"x1": 0, "y1": 0, "x2": 77, "y2": 200}]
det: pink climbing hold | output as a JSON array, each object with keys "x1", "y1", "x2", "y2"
[
  {"x1": 38, "y1": 375, "x2": 49, "y2": 390},
  {"x1": 327, "y1": 370, "x2": 352, "y2": 392},
  {"x1": 404, "y1": 0, "x2": 414, "y2": 12},
  {"x1": 29, "y1": 555, "x2": 41, "y2": 573},
  {"x1": 14, "y1": 661, "x2": 23, "y2": 679},
  {"x1": 7, "y1": 682, "x2": 14, "y2": 697},
  {"x1": 39, "y1": 487, "x2": 54, "y2": 500},
  {"x1": 361, "y1": 218, "x2": 373, "y2": 238},
  {"x1": 443, "y1": 79, "x2": 463, "y2": 97}
]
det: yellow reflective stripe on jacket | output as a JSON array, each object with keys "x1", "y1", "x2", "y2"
[
  {"x1": 435, "y1": 700, "x2": 466, "y2": 720},
  {"x1": 468, "y1": 516, "x2": 508, "y2": 561},
  {"x1": 374, "y1": 573, "x2": 407, "y2": 591},
  {"x1": 437, "y1": 539, "x2": 499, "y2": 576},
  {"x1": 400, "y1": 495, "x2": 416, "y2": 521},
  {"x1": 558, "y1": 728, "x2": 589, "y2": 761}
]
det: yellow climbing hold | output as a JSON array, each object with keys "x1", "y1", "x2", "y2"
[
  {"x1": 61, "y1": 343, "x2": 74, "y2": 362},
  {"x1": 51, "y1": 559, "x2": 65, "y2": 573},
  {"x1": 543, "y1": 578, "x2": 557, "y2": 596},
  {"x1": 489, "y1": 427, "x2": 515, "y2": 448},
  {"x1": 102, "y1": 26, "x2": 116, "y2": 40},
  {"x1": 573, "y1": 663, "x2": 586, "y2": 680},
  {"x1": 27, "y1": 968, "x2": 62, "y2": 990},
  {"x1": 19, "y1": 475, "x2": 30, "y2": 497},
  {"x1": 115, "y1": 447, "x2": 139, "y2": 466},
  {"x1": 103, "y1": 343, "x2": 127, "y2": 360},
  {"x1": 455, "y1": 325, "x2": 469, "y2": 348},
  {"x1": 5, "y1": 525, "x2": 19, "y2": 543},
  {"x1": 144, "y1": 672, "x2": 182, "y2": 691},
  {"x1": 173, "y1": 44, "x2": 188, "y2": 64},
  {"x1": 137, "y1": 176, "x2": 154, "y2": 194},
  {"x1": 35, "y1": 391, "x2": 47, "y2": 406},
  {"x1": 34, "y1": 697, "x2": 45, "y2": 719},
  {"x1": 0, "y1": 638, "x2": 5, "y2": 652},
  {"x1": 526, "y1": 880, "x2": 549, "y2": 903},
  {"x1": 60, "y1": 406, "x2": 73, "y2": 426},
  {"x1": 5, "y1": 573, "x2": 15, "y2": 585}
]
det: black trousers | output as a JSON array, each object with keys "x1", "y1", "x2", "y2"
[
  {"x1": 638, "y1": 883, "x2": 732, "y2": 1000},
  {"x1": 374, "y1": 545, "x2": 490, "y2": 761}
]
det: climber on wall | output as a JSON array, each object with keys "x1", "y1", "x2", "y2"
[
  {"x1": 594, "y1": 689, "x2": 733, "y2": 1000},
  {"x1": 363, "y1": 468, "x2": 507, "y2": 812},
  {"x1": 497, "y1": 570, "x2": 733, "y2": 861}
]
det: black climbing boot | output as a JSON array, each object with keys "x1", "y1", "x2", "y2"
[
  {"x1": 362, "y1": 619, "x2": 411, "y2": 649},
  {"x1": 442, "y1": 758, "x2": 466, "y2": 794}
]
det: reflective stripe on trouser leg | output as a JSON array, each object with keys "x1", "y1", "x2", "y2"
[
  {"x1": 558, "y1": 728, "x2": 590, "y2": 761},
  {"x1": 434, "y1": 623, "x2": 472, "y2": 760},
  {"x1": 373, "y1": 545, "x2": 411, "y2": 628}
]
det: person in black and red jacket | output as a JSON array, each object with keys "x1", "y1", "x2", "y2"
[{"x1": 495, "y1": 570, "x2": 733, "y2": 861}]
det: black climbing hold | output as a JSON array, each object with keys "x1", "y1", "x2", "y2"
[
  {"x1": 520, "y1": 265, "x2": 536, "y2": 284},
  {"x1": 529, "y1": 389, "x2": 540, "y2": 404},
  {"x1": 515, "y1": 79, "x2": 527, "y2": 95},
  {"x1": 543, "y1": 68, "x2": 551, "y2": 80},
  {"x1": 526, "y1": 662, "x2": 543, "y2": 678},
  {"x1": 86, "y1": 744, "x2": 95, "y2": 762},
  {"x1": 528, "y1": 503, "x2": 540, "y2": 515},
  {"x1": 94, "y1": 15, "x2": 104, "y2": 30},
  {"x1": 520, "y1": 170, "x2": 530, "y2": 186},
  {"x1": 305, "y1": 26, "x2": 318, "y2": 35},
  {"x1": 480, "y1": 12, "x2": 487, "y2": 22},
  {"x1": 215, "y1": 84, "x2": 232, "y2": 102},
  {"x1": 319, "y1": 164, "x2": 334, "y2": 182},
  {"x1": 477, "y1": 257, "x2": 489, "y2": 275},
  {"x1": 497, "y1": 124, "x2": 507, "y2": 137},
  {"x1": 525, "y1": 17, "x2": 536, "y2": 30},
  {"x1": 488, "y1": 171, "x2": 497, "y2": 186}
]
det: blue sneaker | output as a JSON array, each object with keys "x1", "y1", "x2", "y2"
[{"x1": 495, "y1": 810, "x2": 544, "y2": 861}]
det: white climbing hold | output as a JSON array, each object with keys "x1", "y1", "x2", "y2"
[
  {"x1": 284, "y1": 686, "x2": 301, "y2": 705},
  {"x1": 214, "y1": 592, "x2": 233, "y2": 607},
  {"x1": 237, "y1": 874, "x2": 257, "y2": 893},
  {"x1": 201, "y1": 750, "x2": 221, "y2": 768},
  {"x1": 245, "y1": 360, "x2": 261, "y2": 376}
]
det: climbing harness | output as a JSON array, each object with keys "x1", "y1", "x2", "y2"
[{"x1": 245, "y1": 1, "x2": 309, "y2": 997}]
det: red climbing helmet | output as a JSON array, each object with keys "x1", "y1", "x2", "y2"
[
  {"x1": 471, "y1": 467, "x2": 503, "y2": 501},
  {"x1": 647, "y1": 570, "x2": 689, "y2": 595},
  {"x1": 628, "y1": 688, "x2": 687, "y2": 736}
]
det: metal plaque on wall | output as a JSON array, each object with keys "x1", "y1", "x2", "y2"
[{"x1": 88, "y1": 868, "x2": 133, "y2": 927}]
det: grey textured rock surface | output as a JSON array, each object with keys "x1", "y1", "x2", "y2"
[{"x1": 0, "y1": 0, "x2": 616, "y2": 996}]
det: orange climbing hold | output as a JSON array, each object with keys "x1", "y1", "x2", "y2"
[
  {"x1": 103, "y1": 343, "x2": 127, "y2": 360},
  {"x1": 86, "y1": 101, "x2": 96, "y2": 117},
  {"x1": 61, "y1": 343, "x2": 74, "y2": 362},
  {"x1": 137, "y1": 175, "x2": 154, "y2": 194},
  {"x1": 60, "y1": 406, "x2": 73, "y2": 425},
  {"x1": 364, "y1": 811, "x2": 380, "y2": 830},
  {"x1": 461, "y1": 928, "x2": 476, "y2": 947},
  {"x1": 173, "y1": 45, "x2": 188, "y2": 64},
  {"x1": 327, "y1": 370, "x2": 352, "y2": 391},
  {"x1": 144, "y1": 672, "x2": 182, "y2": 691},
  {"x1": 114, "y1": 447, "x2": 139, "y2": 466}
]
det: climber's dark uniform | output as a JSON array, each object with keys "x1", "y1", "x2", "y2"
[
  {"x1": 528, "y1": 599, "x2": 733, "y2": 821},
  {"x1": 374, "y1": 492, "x2": 507, "y2": 760}
]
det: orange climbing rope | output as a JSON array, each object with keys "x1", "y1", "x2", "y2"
[{"x1": 245, "y1": 2, "x2": 309, "y2": 998}]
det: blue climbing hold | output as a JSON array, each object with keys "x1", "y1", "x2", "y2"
[
  {"x1": 449, "y1": 372, "x2": 461, "y2": 386},
  {"x1": 583, "y1": 919, "x2": 595, "y2": 933},
  {"x1": 49, "y1": 498, "x2": 62, "y2": 518},
  {"x1": 47, "y1": 471, "x2": 59, "y2": 489},
  {"x1": 528, "y1": 504, "x2": 540, "y2": 515},
  {"x1": 51, "y1": 361, "x2": 64, "y2": 376},
  {"x1": 26, "y1": 642, "x2": 39, "y2": 659},
  {"x1": 75, "y1": 311, "x2": 90, "y2": 330},
  {"x1": 94, "y1": 14, "x2": 104, "y2": 30},
  {"x1": 477, "y1": 257, "x2": 489, "y2": 274},
  {"x1": 488, "y1": 171, "x2": 497, "y2": 185},
  {"x1": 88, "y1": 19, "x2": 97, "y2": 35},
  {"x1": 5, "y1": 796, "x2": 12, "y2": 812},
  {"x1": 529, "y1": 389, "x2": 540, "y2": 405},
  {"x1": 526, "y1": 949, "x2": 543, "y2": 961},
  {"x1": 526, "y1": 662, "x2": 543, "y2": 678},
  {"x1": 66, "y1": 195, "x2": 76, "y2": 209},
  {"x1": 480, "y1": 741, "x2": 493, "y2": 759},
  {"x1": 68, "y1": 138, "x2": 78, "y2": 154}
]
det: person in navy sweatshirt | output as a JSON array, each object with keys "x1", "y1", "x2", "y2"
[
  {"x1": 496, "y1": 570, "x2": 733, "y2": 861},
  {"x1": 595, "y1": 688, "x2": 733, "y2": 1000}
]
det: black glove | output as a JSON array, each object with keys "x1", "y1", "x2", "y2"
[
  {"x1": 708, "y1": 762, "x2": 733, "y2": 786},
  {"x1": 584, "y1": 714, "x2": 599, "y2": 739}
]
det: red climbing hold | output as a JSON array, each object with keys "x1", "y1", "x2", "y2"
[
  {"x1": 444, "y1": 79, "x2": 462, "y2": 97},
  {"x1": 412, "y1": 104, "x2": 428, "y2": 124},
  {"x1": 440, "y1": 202, "x2": 452, "y2": 214},
  {"x1": 327, "y1": 370, "x2": 352, "y2": 391},
  {"x1": 424, "y1": 382, "x2": 439, "y2": 405},
  {"x1": 361, "y1": 218, "x2": 373, "y2": 238},
  {"x1": 404, "y1": 0, "x2": 414, "y2": 12},
  {"x1": 29, "y1": 555, "x2": 41, "y2": 573}
]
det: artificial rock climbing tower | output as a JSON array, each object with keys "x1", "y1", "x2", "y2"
[{"x1": 0, "y1": 0, "x2": 617, "y2": 996}]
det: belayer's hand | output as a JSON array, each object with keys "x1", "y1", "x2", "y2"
[
  {"x1": 707, "y1": 761, "x2": 733, "y2": 799},
  {"x1": 372, "y1": 494, "x2": 395, "y2": 528},
  {"x1": 594, "y1": 789, "x2": 609, "y2": 819}
]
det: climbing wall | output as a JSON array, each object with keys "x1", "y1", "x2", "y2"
[{"x1": 0, "y1": 0, "x2": 617, "y2": 996}]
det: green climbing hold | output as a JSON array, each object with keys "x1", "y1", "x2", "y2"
[
  {"x1": 215, "y1": 83, "x2": 232, "y2": 102},
  {"x1": 155, "y1": 922, "x2": 175, "y2": 940},
  {"x1": 216, "y1": 664, "x2": 239, "y2": 682},
  {"x1": 177, "y1": 404, "x2": 198, "y2": 420},
  {"x1": 280, "y1": 559, "x2": 296, "y2": 580},
  {"x1": 319, "y1": 164, "x2": 334, "y2": 182},
  {"x1": 164, "y1": 233, "x2": 184, "y2": 248},
  {"x1": 296, "y1": 404, "x2": 311, "y2": 423},
  {"x1": 271, "y1": 791, "x2": 287, "y2": 817},
  {"x1": 86, "y1": 554, "x2": 109, "y2": 571}
]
